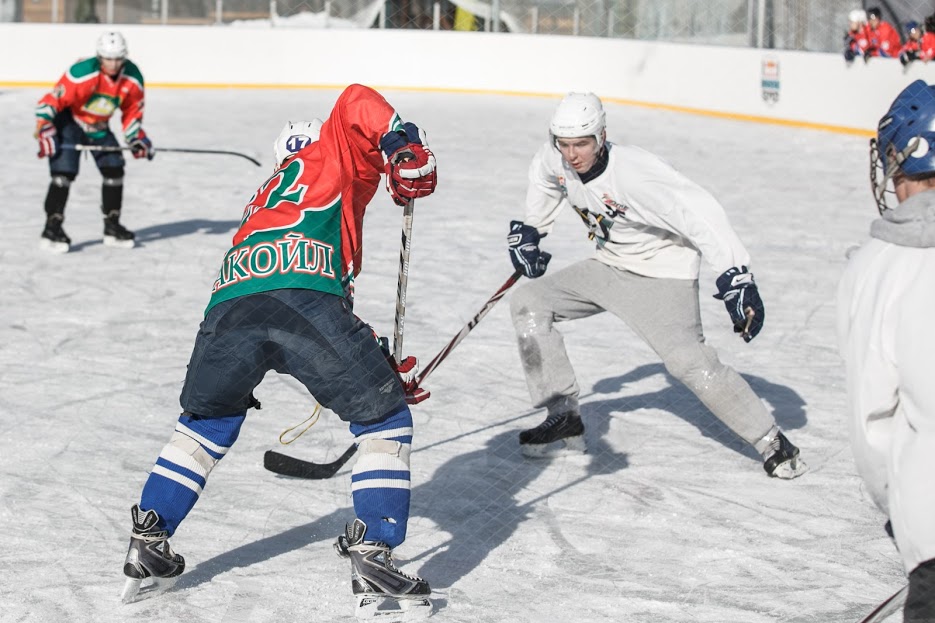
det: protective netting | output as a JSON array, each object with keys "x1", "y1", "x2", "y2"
[{"x1": 13, "y1": 0, "x2": 935, "y2": 54}]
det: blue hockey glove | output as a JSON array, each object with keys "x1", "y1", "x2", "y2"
[
  {"x1": 713, "y1": 266, "x2": 764, "y2": 342},
  {"x1": 508, "y1": 220, "x2": 551, "y2": 279}
]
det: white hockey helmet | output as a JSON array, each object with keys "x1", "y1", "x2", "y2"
[
  {"x1": 848, "y1": 9, "x2": 867, "y2": 25},
  {"x1": 550, "y1": 92, "x2": 606, "y2": 148},
  {"x1": 96, "y1": 31, "x2": 128, "y2": 60},
  {"x1": 273, "y1": 119, "x2": 323, "y2": 167}
]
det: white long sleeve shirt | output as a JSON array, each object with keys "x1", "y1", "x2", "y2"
[
  {"x1": 837, "y1": 189, "x2": 935, "y2": 574},
  {"x1": 524, "y1": 141, "x2": 751, "y2": 279}
]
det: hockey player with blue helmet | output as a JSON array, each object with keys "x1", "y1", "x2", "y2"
[{"x1": 839, "y1": 79, "x2": 935, "y2": 622}]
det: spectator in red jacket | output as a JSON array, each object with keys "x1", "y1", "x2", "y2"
[
  {"x1": 900, "y1": 21, "x2": 927, "y2": 65},
  {"x1": 866, "y1": 7, "x2": 902, "y2": 57},
  {"x1": 923, "y1": 15, "x2": 935, "y2": 60},
  {"x1": 845, "y1": 9, "x2": 871, "y2": 61}
]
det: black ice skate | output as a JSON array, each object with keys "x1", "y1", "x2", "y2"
[
  {"x1": 518, "y1": 411, "x2": 586, "y2": 458},
  {"x1": 336, "y1": 518, "x2": 432, "y2": 622},
  {"x1": 103, "y1": 211, "x2": 136, "y2": 249},
  {"x1": 39, "y1": 215, "x2": 71, "y2": 253},
  {"x1": 121, "y1": 504, "x2": 185, "y2": 603},
  {"x1": 762, "y1": 431, "x2": 808, "y2": 479}
]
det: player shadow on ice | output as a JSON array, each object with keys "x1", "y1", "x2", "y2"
[
  {"x1": 174, "y1": 429, "x2": 628, "y2": 599},
  {"x1": 587, "y1": 363, "x2": 807, "y2": 462},
  {"x1": 68, "y1": 218, "x2": 239, "y2": 252}
]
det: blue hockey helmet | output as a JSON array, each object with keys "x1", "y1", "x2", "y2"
[{"x1": 871, "y1": 79, "x2": 935, "y2": 212}]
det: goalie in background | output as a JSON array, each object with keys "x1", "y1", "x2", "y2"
[
  {"x1": 506, "y1": 92, "x2": 806, "y2": 479},
  {"x1": 34, "y1": 31, "x2": 153, "y2": 253},
  {"x1": 120, "y1": 84, "x2": 437, "y2": 621},
  {"x1": 838, "y1": 79, "x2": 935, "y2": 622}
]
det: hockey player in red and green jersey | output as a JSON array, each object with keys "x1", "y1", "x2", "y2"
[
  {"x1": 35, "y1": 31, "x2": 154, "y2": 253},
  {"x1": 121, "y1": 84, "x2": 437, "y2": 621}
]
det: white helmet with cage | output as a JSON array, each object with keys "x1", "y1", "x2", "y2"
[
  {"x1": 549, "y1": 92, "x2": 607, "y2": 149},
  {"x1": 273, "y1": 119, "x2": 323, "y2": 167},
  {"x1": 96, "y1": 31, "x2": 128, "y2": 60}
]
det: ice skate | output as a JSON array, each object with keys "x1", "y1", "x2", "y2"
[
  {"x1": 121, "y1": 504, "x2": 185, "y2": 603},
  {"x1": 336, "y1": 518, "x2": 432, "y2": 622},
  {"x1": 762, "y1": 430, "x2": 808, "y2": 479},
  {"x1": 39, "y1": 215, "x2": 71, "y2": 253},
  {"x1": 103, "y1": 211, "x2": 136, "y2": 249},
  {"x1": 518, "y1": 411, "x2": 586, "y2": 458}
]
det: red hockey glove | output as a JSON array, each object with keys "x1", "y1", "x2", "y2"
[
  {"x1": 391, "y1": 355, "x2": 431, "y2": 405},
  {"x1": 380, "y1": 123, "x2": 437, "y2": 207},
  {"x1": 35, "y1": 123, "x2": 58, "y2": 159},
  {"x1": 129, "y1": 130, "x2": 155, "y2": 160}
]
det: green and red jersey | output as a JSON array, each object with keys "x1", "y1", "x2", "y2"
[
  {"x1": 35, "y1": 57, "x2": 146, "y2": 141},
  {"x1": 206, "y1": 84, "x2": 404, "y2": 314}
]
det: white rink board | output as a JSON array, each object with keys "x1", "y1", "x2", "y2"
[{"x1": 4, "y1": 22, "x2": 935, "y2": 132}]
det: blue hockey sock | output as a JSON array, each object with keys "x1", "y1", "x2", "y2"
[
  {"x1": 139, "y1": 412, "x2": 246, "y2": 535},
  {"x1": 349, "y1": 404, "x2": 413, "y2": 548}
]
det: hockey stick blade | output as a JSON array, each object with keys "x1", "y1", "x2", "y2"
[
  {"x1": 264, "y1": 444, "x2": 357, "y2": 479},
  {"x1": 858, "y1": 584, "x2": 908, "y2": 623}
]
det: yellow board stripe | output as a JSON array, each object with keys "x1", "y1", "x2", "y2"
[{"x1": 0, "y1": 80, "x2": 875, "y2": 138}]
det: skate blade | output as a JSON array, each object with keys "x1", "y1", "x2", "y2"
[
  {"x1": 120, "y1": 574, "x2": 179, "y2": 604},
  {"x1": 355, "y1": 594, "x2": 433, "y2": 621},
  {"x1": 38, "y1": 238, "x2": 70, "y2": 254},
  {"x1": 520, "y1": 435, "x2": 586, "y2": 459},
  {"x1": 771, "y1": 456, "x2": 809, "y2": 480},
  {"x1": 103, "y1": 235, "x2": 136, "y2": 249}
]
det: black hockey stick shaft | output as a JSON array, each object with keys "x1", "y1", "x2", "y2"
[
  {"x1": 264, "y1": 270, "x2": 524, "y2": 480},
  {"x1": 415, "y1": 269, "x2": 522, "y2": 385},
  {"x1": 62, "y1": 143, "x2": 262, "y2": 167}
]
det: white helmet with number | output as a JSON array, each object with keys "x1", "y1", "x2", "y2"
[
  {"x1": 96, "y1": 31, "x2": 128, "y2": 60},
  {"x1": 549, "y1": 92, "x2": 606, "y2": 148},
  {"x1": 273, "y1": 119, "x2": 323, "y2": 167},
  {"x1": 848, "y1": 9, "x2": 867, "y2": 25}
]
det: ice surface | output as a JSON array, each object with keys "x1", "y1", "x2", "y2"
[{"x1": 0, "y1": 87, "x2": 903, "y2": 622}]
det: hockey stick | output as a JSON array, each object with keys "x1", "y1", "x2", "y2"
[
  {"x1": 62, "y1": 143, "x2": 261, "y2": 167},
  {"x1": 393, "y1": 198, "x2": 417, "y2": 363},
  {"x1": 857, "y1": 584, "x2": 908, "y2": 623},
  {"x1": 264, "y1": 270, "x2": 525, "y2": 480},
  {"x1": 265, "y1": 198, "x2": 418, "y2": 478},
  {"x1": 414, "y1": 269, "x2": 522, "y2": 385}
]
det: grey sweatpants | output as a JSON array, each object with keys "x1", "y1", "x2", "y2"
[{"x1": 509, "y1": 259, "x2": 775, "y2": 447}]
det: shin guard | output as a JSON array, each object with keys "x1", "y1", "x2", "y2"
[
  {"x1": 349, "y1": 405, "x2": 413, "y2": 548},
  {"x1": 139, "y1": 412, "x2": 245, "y2": 535}
]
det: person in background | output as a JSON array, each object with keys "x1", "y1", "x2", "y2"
[
  {"x1": 838, "y1": 79, "x2": 935, "y2": 623},
  {"x1": 898, "y1": 21, "x2": 929, "y2": 65},
  {"x1": 865, "y1": 6, "x2": 902, "y2": 58},
  {"x1": 34, "y1": 31, "x2": 153, "y2": 253},
  {"x1": 845, "y1": 9, "x2": 871, "y2": 62}
]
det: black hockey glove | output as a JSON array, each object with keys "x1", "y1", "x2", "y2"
[
  {"x1": 714, "y1": 266, "x2": 764, "y2": 343},
  {"x1": 508, "y1": 220, "x2": 551, "y2": 279}
]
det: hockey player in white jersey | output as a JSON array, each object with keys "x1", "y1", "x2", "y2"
[
  {"x1": 838, "y1": 79, "x2": 935, "y2": 622},
  {"x1": 507, "y1": 92, "x2": 806, "y2": 479}
]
